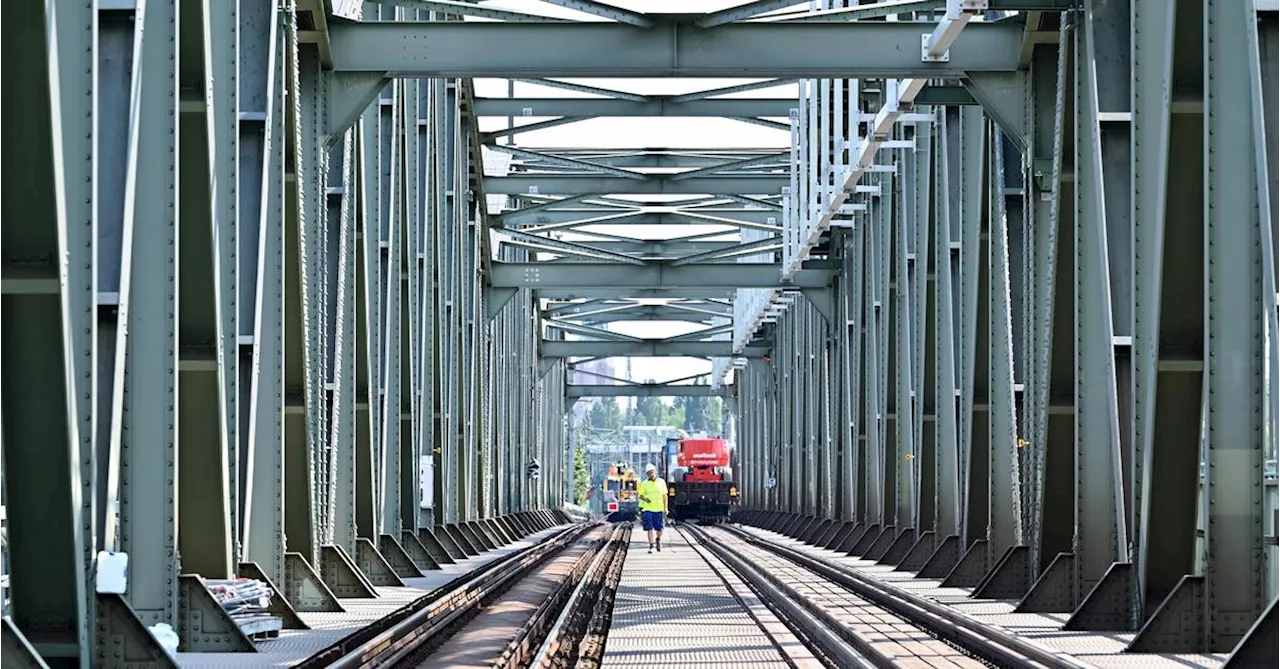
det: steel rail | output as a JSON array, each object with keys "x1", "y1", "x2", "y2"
[
  {"x1": 526, "y1": 524, "x2": 630, "y2": 668},
  {"x1": 681, "y1": 523, "x2": 876, "y2": 669},
  {"x1": 720, "y1": 524, "x2": 1096, "y2": 669},
  {"x1": 313, "y1": 523, "x2": 592, "y2": 669},
  {"x1": 495, "y1": 524, "x2": 628, "y2": 669},
  {"x1": 292, "y1": 523, "x2": 576, "y2": 668}
]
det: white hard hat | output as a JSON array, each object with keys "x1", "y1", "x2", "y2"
[{"x1": 645, "y1": 463, "x2": 657, "y2": 473}]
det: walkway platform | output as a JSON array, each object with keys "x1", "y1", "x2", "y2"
[
  {"x1": 601, "y1": 524, "x2": 818, "y2": 669},
  {"x1": 175, "y1": 524, "x2": 567, "y2": 669},
  {"x1": 738, "y1": 524, "x2": 1228, "y2": 669}
]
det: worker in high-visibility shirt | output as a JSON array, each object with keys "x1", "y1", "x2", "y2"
[{"x1": 636, "y1": 463, "x2": 668, "y2": 553}]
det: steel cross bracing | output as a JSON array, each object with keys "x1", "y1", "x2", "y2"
[{"x1": 1, "y1": 1, "x2": 1277, "y2": 668}]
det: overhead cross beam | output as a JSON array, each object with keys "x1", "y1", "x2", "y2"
[
  {"x1": 490, "y1": 263, "x2": 832, "y2": 289},
  {"x1": 541, "y1": 341, "x2": 769, "y2": 358},
  {"x1": 504, "y1": 209, "x2": 780, "y2": 225},
  {"x1": 485, "y1": 174, "x2": 788, "y2": 195},
  {"x1": 548, "y1": 304, "x2": 728, "y2": 323},
  {"x1": 567, "y1": 384, "x2": 728, "y2": 398},
  {"x1": 327, "y1": 18, "x2": 1025, "y2": 78},
  {"x1": 474, "y1": 97, "x2": 797, "y2": 118}
]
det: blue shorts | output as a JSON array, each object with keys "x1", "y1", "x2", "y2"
[{"x1": 640, "y1": 510, "x2": 665, "y2": 532}]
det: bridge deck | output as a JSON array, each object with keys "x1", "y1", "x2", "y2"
[
  {"x1": 173, "y1": 526, "x2": 565, "y2": 669},
  {"x1": 739, "y1": 525, "x2": 1228, "y2": 669}
]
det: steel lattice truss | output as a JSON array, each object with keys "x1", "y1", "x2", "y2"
[{"x1": 2, "y1": 1, "x2": 1278, "y2": 667}]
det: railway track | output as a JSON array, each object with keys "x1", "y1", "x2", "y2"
[
  {"x1": 693, "y1": 523, "x2": 1097, "y2": 669},
  {"x1": 297, "y1": 520, "x2": 630, "y2": 669}
]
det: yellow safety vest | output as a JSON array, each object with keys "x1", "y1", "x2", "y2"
[{"x1": 637, "y1": 478, "x2": 667, "y2": 512}]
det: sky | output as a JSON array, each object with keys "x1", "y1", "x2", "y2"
[{"x1": 472, "y1": 1, "x2": 803, "y2": 389}]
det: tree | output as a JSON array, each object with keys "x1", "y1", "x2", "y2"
[
  {"x1": 675, "y1": 396, "x2": 725, "y2": 434},
  {"x1": 573, "y1": 446, "x2": 590, "y2": 505},
  {"x1": 630, "y1": 384, "x2": 665, "y2": 425},
  {"x1": 587, "y1": 397, "x2": 624, "y2": 431}
]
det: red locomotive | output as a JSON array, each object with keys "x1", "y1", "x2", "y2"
[{"x1": 662, "y1": 436, "x2": 739, "y2": 522}]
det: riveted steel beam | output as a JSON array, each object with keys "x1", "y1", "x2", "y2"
[
  {"x1": 327, "y1": 19, "x2": 1026, "y2": 78},
  {"x1": 489, "y1": 263, "x2": 831, "y2": 289}
]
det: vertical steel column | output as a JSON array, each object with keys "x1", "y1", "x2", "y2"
[
  {"x1": 1130, "y1": 0, "x2": 1199, "y2": 627},
  {"x1": 988, "y1": 127, "x2": 1024, "y2": 558},
  {"x1": 354, "y1": 105, "x2": 379, "y2": 540},
  {"x1": 2, "y1": 1, "x2": 95, "y2": 660},
  {"x1": 282, "y1": 35, "x2": 321, "y2": 564},
  {"x1": 913, "y1": 119, "x2": 938, "y2": 538},
  {"x1": 113, "y1": 0, "x2": 180, "y2": 626},
  {"x1": 1024, "y1": 38, "x2": 1056, "y2": 575},
  {"x1": 400, "y1": 71, "x2": 421, "y2": 532},
  {"x1": 1027, "y1": 23, "x2": 1077, "y2": 586},
  {"x1": 895, "y1": 127, "x2": 918, "y2": 535},
  {"x1": 414, "y1": 72, "x2": 435, "y2": 529},
  {"x1": 242, "y1": 0, "x2": 288, "y2": 586},
  {"x1": 956, "y1": 107, "x2": 987, "y2": 548},
  {"x1": 1073, "y1": 4, "x2": 1128, "y2": 597},
  {"x1": 875, "y1": 165, "x2": 894, "y2": 532},
  {"x1": 176, "y1": 0, "x2": 237, "y2": 579},
  {"x1": 380, "y1": 79, "x2": 404, "y2": 536},
  {"x1": 1201, "y1": 0, "x2": 1269, "y2": 649},
  {"x1": 838, "y1": 231, "x2": 859, "y2": 523},
  {"x1": 932, "y1": 107, "x2": 963, "y2": 543},
  {"x1": 330, "y1": 132, "x2": 358, "y2": 553}
]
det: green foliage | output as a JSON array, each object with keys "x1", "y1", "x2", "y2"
[
  {"x1": 572, "y1": 445, "x2": 590, "y2": 505},
  {"x1": 587, "y1": 396, "x2": 625, "y2": 430},
  {"x1": 630, "y1": 381, "x2": 665, "y2": 425},
  {"x1": 674, "y1": 395, "x2": 725, "y2": 434}
]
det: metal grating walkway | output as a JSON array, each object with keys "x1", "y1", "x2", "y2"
[
  {"x1": 737, "y1": 525, "x2": 1230, "y2": 669},
  {"x1": 601, "y1": 525, "x2": 813, "y2": 669},
  {"x1": 174, "y1": 526, "x2": 566, "y2": 668}
]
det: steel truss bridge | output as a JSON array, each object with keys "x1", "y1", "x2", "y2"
[{"x1": 0, "y1": 0, "x2": 1276, "y2": 667}]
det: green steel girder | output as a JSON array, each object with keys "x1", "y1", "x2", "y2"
[
  {"x1": 7, "y1": 3, "x2": 1280, "y2": 667},
  {"x1": 484, "y1": 174, "x2": 789, "y2": 196},
  {"x1": 2, "y1": 2, "x2": 94, "y2": 663},
  {"x1": 503, "y1": 209, "x2": 780, "y2": 226},
  {"x1": 474, "y1": 97, "x2": 797, "y2": 118},
  {"x1": 489, "y1": 263, "x2": 831, "y2": 290},
  {"x1": 541, "y1": 341, "x2": 768, "y2": 358},
  {"x1": 326, "y1": 18, "x2": 1027, "y2": 78},
  {"x1": 566, "y1": 385, "x2": 727, "y2": 398}
]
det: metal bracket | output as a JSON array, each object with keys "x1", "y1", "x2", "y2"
[
  {"x1": 93, "y1": 594, "x2": 180, "y2": 669},
  {"x1": 177, "y1": 575, "x2": 257, "y2": 652},
  {"x1": 1223, "y1": 598, "x2": 1278, "y2": 668},
  {"x1": 417, "y1": 527, "x2": 461, "y2": 564},
  {"x1": 849, "y1": 523, "x2": 882, "y2": 556},
  {"x1": 353, "y1": 539, "x2": 406, "y2": 587},
  {"x1": 922, "y1": 33, "x2": 950, "y2": 62},
  {"x1": 971, "y1": 544, "x2": 1032, "y2": 600},
  {"x1": 940, "y1": 538, "x2": 991, "y2": 588},
  {"x1": 1016, "y1": 552, "x2": 1078, "y2": 613},
  {"x1": 894, "y1": 530, "x2": 939, "y2": 572},
  {"x1": 916, "y1": 532, "x2": 962, "y2": 578},
  {"x1": 238, "y1": 561, "x2": 309, "y2": 629},
  {"x1": 325, "y1": 71, "x2": 390, "y2": 145},
  {"x1": 799, "y1": 287, "x2": 835, "y2": 325},
  {"x1": 486, "y1": 287, "x2": 519, "y2": 321},
  {"x1": 963, "y1": 71, "x2": 1030, "y2": 154},
  {"x1": 1128, "y1": 575, "x2": 1206, "y2": 652},
  {"x1": 283, "y1": 552, "x2": 344, "y2": 613},
  {"x1": 876, "y1": 528, "x2": 918, "y2": 566},
  {"x1": 322, "y1": 544, "x2": 380, "y2": 596},
  {"x1": 378, "y1": 534, "x2": 423, "y2": 579},
  {"x1": 398, "y1": 531, "x2": 442, "y2": 571},
  {"x1": 1063, "y1": 562, "x2": 1134, "y2": 631}
]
